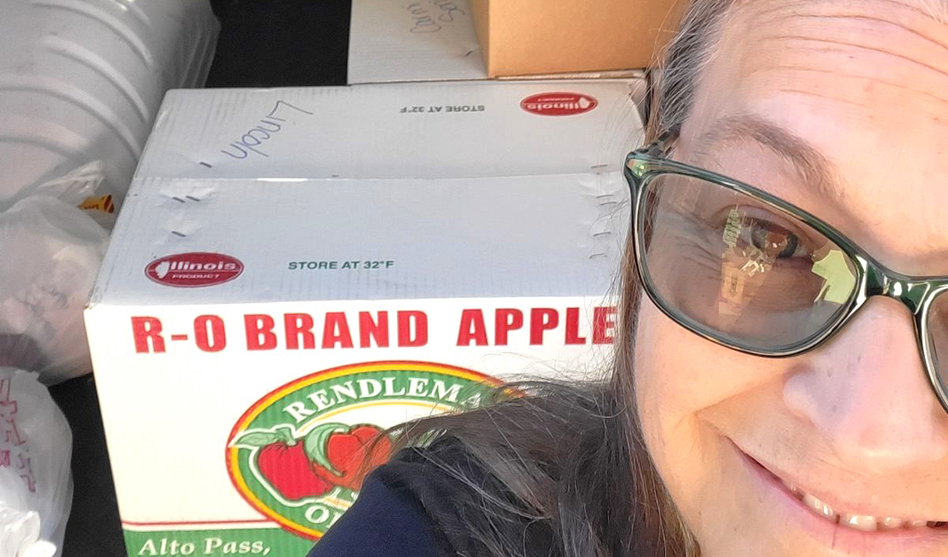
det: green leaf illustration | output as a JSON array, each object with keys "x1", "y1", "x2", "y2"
[
  {"x1": 304, "y1": 423, "x2": 349, "y2": 476},
  {"x1": 231, "y1": 426, "x2": 295, "y2": 448}
]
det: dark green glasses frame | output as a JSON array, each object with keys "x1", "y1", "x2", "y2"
[{"x1": 624, "y1": 128, "x2": 948, "y2": 413}]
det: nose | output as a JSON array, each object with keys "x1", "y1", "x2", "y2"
[{"x1": 783, "y1": 297, "x2": 948, "y2": 473}]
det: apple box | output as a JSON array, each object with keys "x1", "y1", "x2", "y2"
[{"x1": 85, "y1": 79, "x2": 641, "y2": 555}]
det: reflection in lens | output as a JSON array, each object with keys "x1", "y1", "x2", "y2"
[
  {"x1": 637, "y1": 173, "x2": 858, "y2": 352},
  {"x1": 928, "y1": 293, "x2": 948, "y2": 393}
]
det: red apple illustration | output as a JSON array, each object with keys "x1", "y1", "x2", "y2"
[
  {"x1": 305, "y1": 424, "x2": 393, "y2": 492},
  {"x1": 232, "y1": 427, "x2": 332, "y2": 501}
]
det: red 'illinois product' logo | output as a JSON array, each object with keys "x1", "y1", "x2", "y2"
[
  {"x1": 145, "y1": 252, "x2": 243, "y2": 288},
  {"x1": 520, "y1": 92, "x2": 598, "y2": 116}
]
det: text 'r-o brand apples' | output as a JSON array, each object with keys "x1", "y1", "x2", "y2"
[{"x1": 85, "y1": 79, "x2": 644, "y2": 555}]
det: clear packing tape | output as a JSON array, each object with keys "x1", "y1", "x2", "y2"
[
  {"x1": 0, "y1": 163, "x2": 110, "y2": 383},
  {"x1": 0, "y1": 368, "x2": 73, "y2": 557}
]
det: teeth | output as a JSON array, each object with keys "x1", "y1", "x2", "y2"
[
  {"x1": 880, "y1": 517, "x2": 904, "y2": 530},
  {"x1": 779, "y1": 479, "x2": 803, "y2": 498},
  {"x1": 842, "y1": 513, "x2": 877, "y2": 532},
  {"x1": 781, "y1": 482, "x2": 941, "y2": 532},
  {"x1": 803, "y1": 493, "x2": 838, "y2": 521}
]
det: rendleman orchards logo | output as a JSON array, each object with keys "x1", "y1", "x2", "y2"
[
  {"x1": 226, "y1": 361, "x2": 500, "y2": 540},
  {"x1": 145, "y1": 252, "x2": 243, "y2": 288},
  {"x1": 520, "y1": 92, "x2": 598, "y2": 116}
]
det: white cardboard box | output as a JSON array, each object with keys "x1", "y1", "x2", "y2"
[
  {"x1": 85, "y1": 80, "x2": 641, "y2": 555},
  {"x1": 348, "y1": 0, "x2": 486, "y2": 83}
]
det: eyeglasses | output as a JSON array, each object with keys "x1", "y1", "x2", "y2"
[{"x1": 624, "y1": 128, "x2": 948, "y2": 414}]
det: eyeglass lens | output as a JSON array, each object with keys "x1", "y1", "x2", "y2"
[
  {"x1": 637, "y1": 173, "x2": 860, "y2": 353},
  {"x1": 928, "y1": 293, "x2": 948, "y2": 388}
]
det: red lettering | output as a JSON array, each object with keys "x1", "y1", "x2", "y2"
[
  {"x1": 565, "y1": 308, "x2": 587, "y2": 345},
  {"x1": 285, "y1": 313, "x2": 316, "y2": 350},
  {"x1": 530, "y1": 308, "x2": 559, "y2": 345},
  {"x1": 322, "y1": 312, "x2": 354, "y2": 349},
  {"x1": 194, "y1": 315, "x2": 226, "y2": 352},
  {"x1": 1, "y1": 420, "x2": 24, "y2": 446},
  {"x1": 360, "y1": 311, "x2": 389, "y2": 348},
  {"x1": 398, "y1": 311, "x2": 428, "y2": 347},
  {"x1": 244, "y1": 314, "x2": 277, "y2": 351},
  {"x1": 593, "y1": 306, "x2": 617, "y2": 344},
  {"x1": 131, "y1": 317, "x2": 165, "y2": 354},
  {"x1": 456, "y1": 309, "x2": 488, "y2": 346},
  {"x1": 495, "y1": 309, "x2": 523, "y2": 346}
]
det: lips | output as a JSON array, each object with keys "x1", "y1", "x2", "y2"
[
  {"x1": 768, "y1": 466, "x2": 948, "y2": 533},
  {"x1": 733, "y1": 441, "x2": 948, "y2": 540}
]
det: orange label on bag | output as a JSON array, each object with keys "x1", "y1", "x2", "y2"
[{"x1": 79, "y1": 195, "x2": 115, "y2": 214}]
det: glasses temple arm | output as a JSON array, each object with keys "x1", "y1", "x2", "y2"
[{"x1": 634, "y1": 125, "x2": 682, "y2": 158}]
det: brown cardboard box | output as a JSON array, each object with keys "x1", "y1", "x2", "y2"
[{"x1": 470, "y1": 0, "x2": 687, "y2": 77}]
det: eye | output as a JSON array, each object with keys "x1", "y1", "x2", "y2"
[{"x1": 747, "y1": 218, "x2": 800, "y2": 259}]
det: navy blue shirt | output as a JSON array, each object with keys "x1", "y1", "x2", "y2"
[
  {"x1": 308, "y1": 439, "x2": 558, "y2": 557},
  {"x1": 307, "y1": 440, "x2": 472, "y2": 557},
  {"x1": 306, "y1": 472, "x2": 442, "y2": 557}
]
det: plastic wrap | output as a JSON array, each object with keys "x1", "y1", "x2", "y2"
[{"x1": 0, "y1": 195, "x2": 109, "y2": 383}]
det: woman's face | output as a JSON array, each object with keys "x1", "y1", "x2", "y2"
[{"x1": 634, "y1": 2, "x2": 948, "y2": 556}]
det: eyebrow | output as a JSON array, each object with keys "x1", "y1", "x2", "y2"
[{"x1": 694, "y1": 114, "x2": 848, "y2": 202}]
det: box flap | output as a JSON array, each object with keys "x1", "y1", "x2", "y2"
[
  {"x1": 93, "y1": 174, "x2": 629, "y2": 306},
  {"x1": 136, "y1": 81, "x2": 643, "y2": 181}
]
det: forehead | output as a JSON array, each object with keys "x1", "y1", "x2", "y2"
[{"x1": 682, "y1": 0, "x2": 948, "y2": 272}]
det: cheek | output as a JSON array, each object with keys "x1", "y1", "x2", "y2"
[
  {"x1": 633, "y1": 301, "x2": 716, "y2": 488},
  {"x1": 633, "y1": 300, "x2": 770, "y2": 432},
  {"x1": 632, "y1": 299, "x2": 782, "y2": 531}
]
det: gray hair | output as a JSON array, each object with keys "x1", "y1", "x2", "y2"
[
  {"x1": 650, "y1": 0, "x2": 733, "y2": 137},
  {"x1": 387, "y1": 2, "x2": 737, "y2": 557},
  {"x1": 388, "y1": 1, "x2": 948, "y2": 556}
]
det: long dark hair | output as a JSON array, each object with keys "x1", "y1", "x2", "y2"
[{"x1": 387, "y1": 3, "x2": 734, "y2": 556}]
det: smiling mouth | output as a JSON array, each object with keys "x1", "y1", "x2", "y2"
[{"x1": 746, "y1": 454, "x2": 948, "y2": 533}]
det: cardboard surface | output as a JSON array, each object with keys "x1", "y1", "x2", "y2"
[
  {"x1": 131, "y1": 81, "x2": 644, "y2": 181},
  {"x1": 347, "y1": 0, "x2": 647, "y2": 84},
  {"x1": 348, "y1": 0, "x2": 486, "y2": 83},
  {"x1": 87, "y1": 80, "x2": 642, "y2": 555},
  {"x1": 470, "y1": 0, "x2": 687, "y2": 77}
]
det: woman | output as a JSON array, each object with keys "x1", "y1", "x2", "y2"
[{"x1": 310, "y1": 1, "x2": 948, "y2": 555}]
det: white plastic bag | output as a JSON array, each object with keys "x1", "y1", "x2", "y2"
[
  {"x1": 0, "y1": 162, "x2": 105, "y2": 212},
  {"x1": 0, "y1": 368, "x2": 73, "y2": 557},
  {"x1": 0, "y1": 162, "x2": 116, "y2": 232},
  {"x1": 0, "y1": 195, "x2": 109, "y2": 383}
]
